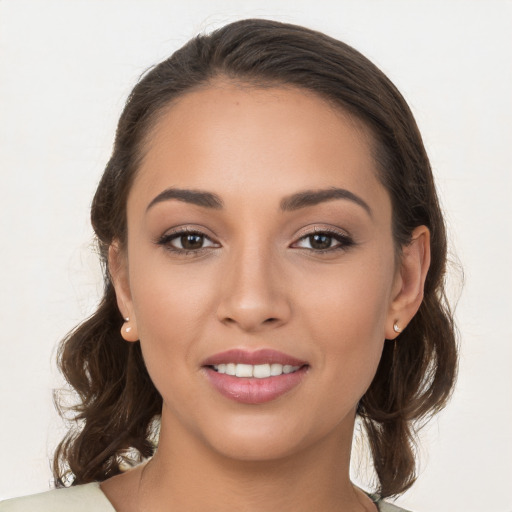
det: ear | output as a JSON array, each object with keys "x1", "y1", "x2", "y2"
[
  {"x1": 109, "y1": 241, "x2": 139, "y2": 342},
  {"x1": 386, "y1": 225, "x2": 431, "y2": 339}
]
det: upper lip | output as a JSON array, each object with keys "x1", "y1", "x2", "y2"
[{"x1": 202, "y1": 349, "x2": 308, "y2": 367}]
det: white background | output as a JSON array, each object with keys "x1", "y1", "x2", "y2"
[{"x1": 1, "y1": 1, "x2": 511, "y2": 510}]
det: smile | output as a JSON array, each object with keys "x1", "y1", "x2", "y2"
[
  {"x1": 211, "y1": 363, "x2": 301, "y2": 378},
  {"x1": 202, "y1": 349, "x2": 308, "y2": 404}
]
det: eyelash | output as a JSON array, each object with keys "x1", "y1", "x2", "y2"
[{"x1": 156, "y1": 226, "x2": 355, "y2": 257}]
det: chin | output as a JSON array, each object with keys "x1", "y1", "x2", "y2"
[
  {"x1": 208, "y1": 432, "x2": 308, "y2": 463},
  {"x1": 195, "y1": 408, "x2": 340, "y2": 464}
]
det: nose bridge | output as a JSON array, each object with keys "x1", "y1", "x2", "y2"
[{"x1": 216, "y1": 232, "x2": 291, "y2": 331}]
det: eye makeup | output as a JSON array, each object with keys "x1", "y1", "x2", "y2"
[{"x1": 154, "y1": 225, "x2": 356, "y2": 258}]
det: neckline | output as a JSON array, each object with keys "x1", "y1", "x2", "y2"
[
  {"x1": 87, "y1": 482, "x2": 117, "y2": 510},
  {"x1": 89, "y1": 481, "x2": 382, "y2": 511}
]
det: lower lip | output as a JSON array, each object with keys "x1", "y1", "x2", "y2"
[{"x1": 203, "y1": 366, "x2": 308, "y2": 404}]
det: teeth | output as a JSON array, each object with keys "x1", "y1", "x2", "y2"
[
  {"x1": 212, "y1": 363, "x2": 301, "y2": 378},
  {"x1": 235, "y1": 364, "x2": 253, "y2": 378},
  {"x1": 253, "y1": 364, "x2": 271, "y2": 378},
  {"x1": 270, "y1": 363, "x2": 283, "y2": 376}
]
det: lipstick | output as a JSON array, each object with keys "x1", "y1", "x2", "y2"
[{"x1": 202, "y1": 349, "x2": 308, "y2": 404}]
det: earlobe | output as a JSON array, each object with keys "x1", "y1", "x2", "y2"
[
  {"x1": 108, "y1": 242, "x2": 139, "y2": 342},
  {"x1": 387, "y1": 226, "x2": 431, "y2": 339}
]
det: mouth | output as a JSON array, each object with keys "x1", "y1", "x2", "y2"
[
  {"x1": 202, "y1": 349, "x2": 309, "y2": 404},
  {"x1": 209, "y1": 362, "x2": 302, "y2": 378}
]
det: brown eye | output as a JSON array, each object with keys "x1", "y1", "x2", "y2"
[
  {"x1": 180, "y1": 233, "x2": 205, "y2": 250},
  {"x1": 157, "y1": 229, "x2": 219, "y2": 255},
  {"x1": 308, "y1": 234, "x2": 333, "y2": 250},
  {"x1": 293, "y1": 229, "x2": 355, "y2": 253}
]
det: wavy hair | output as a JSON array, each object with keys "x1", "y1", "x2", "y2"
[{"x1": 53, "y1": 18, "x2": 458, "y2": 498}]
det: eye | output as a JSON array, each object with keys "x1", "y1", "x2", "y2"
[
  {"x1": 156, "y1": 226, "x2": 354, "y2": 257},
  {"x1": 156, "y1": 228, "x2": 219, "y2": 255},
  {"x1": 292, "y1": 229, "x2": 354, "y2": 253}
]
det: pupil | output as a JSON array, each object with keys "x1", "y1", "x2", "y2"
[
  {"x1": 182, "y1": 234, "x2": 203, "y2": 250},
  {"x1": 311, "y1": 234, "x2": 331, "y2": 250}
]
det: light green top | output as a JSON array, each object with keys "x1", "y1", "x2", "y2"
[{"x1": 0, "y1": 482, "x2": 411, "y2": 511}]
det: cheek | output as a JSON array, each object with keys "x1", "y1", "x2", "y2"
[
  {"x1": 130, "y1": 248, "x2": 215, "y2": 331},
  {"x1": 128, "y1": 254, "x2": 219, "y2": 394},
  {"x1": 303, "y1": 255, "x2": 393, "y2": 340},
  {"x1": 299, "y1": 258, "x2": 393, "y2": 398}
]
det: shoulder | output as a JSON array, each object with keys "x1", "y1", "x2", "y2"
[
  {"x1": 0, "y1": 483, "x2": 116, "y2": 512},
  {"x1": 367, "y1": 493, "x2": 412, "y2": 512},
  {"x1": 375, "y1": 498, "x2": 413, "y2": 512},
  {"x1": 1, "y1": 484, "x2": 412, "y2": 512},
  {"x1": 378, "y1": 503, "x2": 412, "y2": 512}
]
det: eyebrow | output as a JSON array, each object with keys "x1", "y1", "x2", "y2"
[{"x1": 146, "y1": 186, "x2": 372, "y2": 217}]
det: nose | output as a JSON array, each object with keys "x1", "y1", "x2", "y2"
[{"x1": 215, "y1": 243, "x2": 292, "y2": 333}]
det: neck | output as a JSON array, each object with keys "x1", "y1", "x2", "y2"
[{"x1": 138, "y1": 406, "x2": 371, "y2": 512}]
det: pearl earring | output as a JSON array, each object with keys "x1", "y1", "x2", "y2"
[
  {"x1": 123, "y1": 317, "x2": 132, "y2": 333},
  {"x1": 393, "y1": 321, "x2": 402, "y2": 334}
]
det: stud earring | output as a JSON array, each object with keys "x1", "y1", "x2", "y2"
[
  {"x1": 123, "y1": 317, "x2": 132, "y2": 333},
  {"x1": 393, "y1": 321, "x2": 402, "y2": 334}
]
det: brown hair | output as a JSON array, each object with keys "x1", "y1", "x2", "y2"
[{"x1": 53, "y1": 18, "x2": 458, "y2": 498}]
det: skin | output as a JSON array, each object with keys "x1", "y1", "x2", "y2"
[{"x1": 102, "y1": 82, "x2": 430, "y2": 512}]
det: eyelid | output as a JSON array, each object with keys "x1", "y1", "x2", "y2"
[
  {"x1": 291, "y1": 225, "x2": 354, "y2": 252},
  {"x1": 156, "y1": 224, "x2": 354, "y2": 256},
  {"x1": 293, "y1": 225, "x2": 351, "y2": 241},
  {"x1": 155, "y1": 226, "x2": 220, "y2": 255}
]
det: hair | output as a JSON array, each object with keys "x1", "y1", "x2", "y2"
[{"x1": 52, "y1": 18, "x2": 458, "y2": 498}]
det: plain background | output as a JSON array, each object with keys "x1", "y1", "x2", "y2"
[{"x1": 1, "y1": 1, "x2": 511, "y2": 510}]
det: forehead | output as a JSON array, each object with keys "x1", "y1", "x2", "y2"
[{"x1": 130, "y1": 83, "x2": 389, "y2": 217}]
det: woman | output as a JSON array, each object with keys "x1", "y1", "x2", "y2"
[{"x1": 0, "y1": 18, "x2": 457, "y2": 512}]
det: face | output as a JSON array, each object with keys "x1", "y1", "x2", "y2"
[{"x1": 113, "y1": 82, "x2": 406, "y2": 462}]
